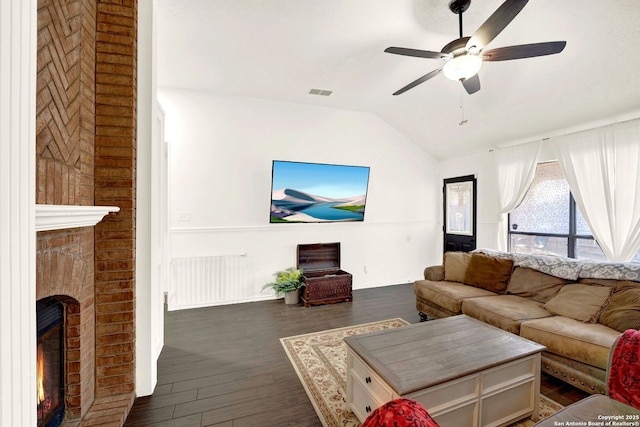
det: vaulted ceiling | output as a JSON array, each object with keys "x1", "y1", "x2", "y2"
[{"x1": 156, "y1": 0, "x2": 640, "y2": 160}]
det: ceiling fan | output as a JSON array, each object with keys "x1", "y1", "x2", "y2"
[{"x1": 385, "y1": 0, "x2": 566, "y2": 95}]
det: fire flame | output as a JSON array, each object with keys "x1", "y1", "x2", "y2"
[{"x1": 37, "y1": 345, "x2": 45, "y2": 403}]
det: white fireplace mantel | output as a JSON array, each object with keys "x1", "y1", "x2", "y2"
[{"x1": 36, "y1": 204, "x2": 120, "y2": 232}]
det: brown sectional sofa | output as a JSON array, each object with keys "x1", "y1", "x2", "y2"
[{"x1": 414, "y1": 249, "x2": 640, "y2": 395}]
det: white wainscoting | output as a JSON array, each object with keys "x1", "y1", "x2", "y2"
[
  {"x1": 168, "y1": 254, "x2": 259, "y2": 310},
  {"x1": 168, "y1": 220, "x2": 440, "y2": 310}
]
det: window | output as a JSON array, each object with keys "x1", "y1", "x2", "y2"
[{"x1": 509, "y1": 161, "x2": 629, "y2": 262}]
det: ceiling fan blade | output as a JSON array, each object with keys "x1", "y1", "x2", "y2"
[
  {"x1": 384, "y1": 47, "x2": 448, "y2": 59},
  {"x1": 462, "y1": 74, "x2": 481, "y2": 94},
  {"x1": 466, "y1": 0, "x2": 528, "y2": 50},
  {"x1": 482, "y1": 41, "x2": 567, "y2": 61},
  {"x1": 392, "y1": 68, "x2": 442, "y2": 95}
]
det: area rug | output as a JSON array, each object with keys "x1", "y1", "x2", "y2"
[{"x1": 280, "y1": 319, "x2": 563, "y2": 427}]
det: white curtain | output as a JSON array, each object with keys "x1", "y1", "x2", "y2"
[
  {"x1": 494, "y1": 141, "x2": 542, "y2": 251},
  {"x1": 553, "y1": 119, "x2": 640, "y2": 262}
]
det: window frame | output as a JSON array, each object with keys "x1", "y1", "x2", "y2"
[{"x1": 507, "y1": 165, "x2": 597, "y2": 260}]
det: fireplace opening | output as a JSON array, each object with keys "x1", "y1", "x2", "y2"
[{"x1": 36, "y1": 298, "x2": 65, "y2": 427}]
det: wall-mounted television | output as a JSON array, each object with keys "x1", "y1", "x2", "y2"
[{"x1": 270, "y1": 160, "x2": 370, "y2": 223}]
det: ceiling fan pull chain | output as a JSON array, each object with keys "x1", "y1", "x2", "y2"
[{"x1": 459, "y1": 87, "x2": 468, "y2": 126}]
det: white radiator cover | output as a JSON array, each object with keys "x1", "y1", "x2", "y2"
[{"x1": 168, "y1": 255, "x2": 256, "y2": 310}]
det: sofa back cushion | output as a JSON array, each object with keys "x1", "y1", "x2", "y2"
[
  {"x1": 463, "y1": 253, "x2": 514, "y2": 294},
  {"x1": 544, "y1": 284, "x2": 612, "y2": 323},
  {"x1": 578, "y1": 277, "x2": 620, "y2": 288},
  {"x1": 444, "y1": 252, "x2": 471, "y2": 282},
  {"x1": 599, "y1": 281, "x2": 640, "y2": 332},
  {"x1": 506, "y1": 267, "x2": 568, "y2": 303}
]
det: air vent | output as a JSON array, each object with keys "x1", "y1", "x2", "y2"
[{"x1": 308, "y1": 88, "x2": 332, "y2": 96}]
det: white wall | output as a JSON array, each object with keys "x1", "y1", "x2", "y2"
[
  {"x1": 159, "y1": 89, "x2": 443, "y2": 302},
  {"x1": 135, "y1": 0, "x2": 163, "y2": 397}
]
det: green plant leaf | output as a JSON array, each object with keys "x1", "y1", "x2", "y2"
[{"x1": 261, "y1": 267, "x2": 304, "y2": 296}]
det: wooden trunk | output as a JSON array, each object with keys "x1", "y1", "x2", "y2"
[{"x1": 297, "y1": 242, "x2": 353, "y2": 307}]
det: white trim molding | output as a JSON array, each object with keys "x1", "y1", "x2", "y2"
[
  {"x1": 0, "y1": 0, "x2": 37, "y2": 424},
  {"x1": 36, "y1": 204, "x2": 120, "y2": 232}
]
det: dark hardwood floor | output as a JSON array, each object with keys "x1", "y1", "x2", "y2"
[{"x1": 124, "y1": 284, "x2": 588, "y2": 426}]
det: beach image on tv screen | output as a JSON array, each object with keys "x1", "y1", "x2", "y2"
[{"x1": 270, "y1": 161, "x2": 370, "y2": 223}]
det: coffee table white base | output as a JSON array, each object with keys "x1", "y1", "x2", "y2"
[{"x1": 347, "y1": 349, "x2": 541, "y2": 427}]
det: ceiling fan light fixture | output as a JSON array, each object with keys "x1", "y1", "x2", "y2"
[{"x1": 442, "y1": 54, "x2": 483, "y2": 81}]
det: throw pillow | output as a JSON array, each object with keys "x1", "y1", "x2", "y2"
[
  {"x1": 361, "y1": 398, "x2": 439, "y2": 427},
  {"x1": 600, "y1": 281, "x2": 640, "y2": 332},
  {"x1": 463, "y1": 252, "x2": 514, "y2": 294},
  {"x1": 506, "y1": 267, "x2": 568, "y2": 303},
  {"x1": 607, "y1": 330, "x2": 640, "y2": 410},
  {"x1": 544, "y1": 284, "x2": 612, "y2": 323},
  {"x1": 444, "y1": 252, "x2": 471, "y2": 282}
]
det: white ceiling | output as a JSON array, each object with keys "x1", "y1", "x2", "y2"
[{"x1": 156, "y1": 0, "x2": 640, "y2": 160}]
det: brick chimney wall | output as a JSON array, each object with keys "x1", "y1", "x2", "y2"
[
  {"x1": 94, "y1": 0, "x2": 137, "y2": 399},
  {"x1": 36, "y1": 0, "x2": 137, "y2": 424}
]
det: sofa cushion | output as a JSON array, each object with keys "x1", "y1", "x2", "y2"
[
  {"x1": 444, "y1": 252, "x2": 471, "y2": 282},
  {"x1": 462, "y1": 253, "x2": 514, "y2": 294},
  {"x1": 506, "y1": 267, "x2": 568, "y2": 303},
  {"x1": 414, "y1": 280, "x2": 496, "y2": 314},
  {"x1": 544, "y1": 284, "x2": 612, "y2": 323},
  {"x1": 578, "y1": 277, "x2": 621, "y2": 288},
  {"x1": 462, "y1": 295, "x2": 553, "y2": 335},
  {"x1": 520, "y1": 317, "x2": 621, "y2": 370},
  {"x1": 600, "y1": 281, "x2": 640, "y2": 332}
]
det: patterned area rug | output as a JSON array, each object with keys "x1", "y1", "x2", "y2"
[{"x1": 281, "y1": 319, "x2": 563, "y2": 427}]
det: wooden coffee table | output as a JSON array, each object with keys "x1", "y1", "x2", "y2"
[{"x1": 344, "y1": 315, "x2": 546, "y2": 426}]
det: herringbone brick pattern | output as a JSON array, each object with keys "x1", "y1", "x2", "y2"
[{"x1": 36, "y1": 0, "x2": 95, "y2": 206}]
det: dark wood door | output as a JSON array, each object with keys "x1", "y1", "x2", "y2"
[{"x1": 443, "y1": 175, "x2": 477, "y2": 252}]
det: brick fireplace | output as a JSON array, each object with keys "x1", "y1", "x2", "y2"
[{"x1": 36, "y1": 0, "x2": 138, "y2": 424}]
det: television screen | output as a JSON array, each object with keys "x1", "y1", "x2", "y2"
[{"x1": 270, "y1": 160, "x2": 370, "y2": 223}]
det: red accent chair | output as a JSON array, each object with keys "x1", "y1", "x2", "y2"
[
  {"x1": 361, "y1": 398, "x2": 440, "y2": 427},
  {"x1": 606, "y1": 328, "x2": 640, "y2": 410}
]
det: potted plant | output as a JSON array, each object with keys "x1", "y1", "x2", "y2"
[{"x1": 262, "y1": 267, "x2": 304, "y2": 304}]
